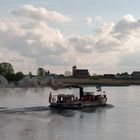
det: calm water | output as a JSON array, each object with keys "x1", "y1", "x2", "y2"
[{"x1": 0, "y1": 86, "x2": 140, "y2": 140}]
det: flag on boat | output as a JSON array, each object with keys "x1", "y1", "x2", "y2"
[{"x1": 96, "y1": 85, "x2": 102, "y2": 92}]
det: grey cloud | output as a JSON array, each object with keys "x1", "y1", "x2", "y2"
[
  {"x1": 0, "y1": 33, "x2": 67, "y2": 57},
  {"x1": 69, "y1": 37, "x2": 94, "y2": 53},
  {"x1": 36, "y1": 55, "x2": 69, "y2": 67},
  {"x1": 95, "y1": 38, "x2": 121, "y2": 52},
  {"x1": 112, "y1": 15, "x2": 140, "y2": 39}
]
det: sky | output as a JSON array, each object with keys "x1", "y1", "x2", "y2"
[{"x1": 0, "y1": 0, "x2": 140, "y2": 75}]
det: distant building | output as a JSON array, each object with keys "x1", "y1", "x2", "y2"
[
  {"x1": 72, "y1": 65, "x2": 90, "y2": 78},
  {"x1": 131, "y1": 71, "x2": 140, "y2": 78}
]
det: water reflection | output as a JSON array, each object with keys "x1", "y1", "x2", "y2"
[
  {"x1": 49, "y1": 108, "x2": 77, "y2": 117},
  {"x1": 79, "y1": 106, "x2": 104, "y2": 113}
]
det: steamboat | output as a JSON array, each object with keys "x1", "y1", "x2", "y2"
[{"x1": 49, "y1": 86, "x2": 107, "y2": 109}]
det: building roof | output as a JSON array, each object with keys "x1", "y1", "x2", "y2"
[
  {"x1": 72, "y1": 65, "x2": 77, "y2": 68},
  {"x1": 76, "y1": 69, "x2": 89, "y2": 72},
  {"x1": 131, "y1": 71, "x2": 140, "y2": 76}
]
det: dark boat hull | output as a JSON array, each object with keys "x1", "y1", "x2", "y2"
[{"x1": 49, "y1": 98, "x2": 107, "y2": 109}]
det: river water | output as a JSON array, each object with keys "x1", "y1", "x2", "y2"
[{"x1": 0, "y1": 86, "x2": 140, "y2": 140}]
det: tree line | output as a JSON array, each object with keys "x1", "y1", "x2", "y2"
[
  {"x1": 0, "y1": 62, "x2": 53, "y2": 82},
  {"x1": 2, "y1": 62, "x2": 136, "y2": 82},
  {"x1": 0, "y1": 62, "x2": 24, "y2": 82}
]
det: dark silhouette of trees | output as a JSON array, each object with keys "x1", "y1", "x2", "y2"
[
  {"x1": 37, "y1": 67, "x2": 46, "y2": 76},
  {"x1": 0, "y1": 62, "x2": 25, "y2": 82},
  {"x1": 0, "y1": 62, "x2": 14, "y2": 76},
  {"x1": 15, "y1": 72, "x2": 24, "y2": 81},
  {"x1": 5, "y1": 72, "x2": 25, "y2": 82}
]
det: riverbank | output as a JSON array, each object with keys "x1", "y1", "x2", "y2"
[
  {"x1": 55, "y1": 78, "x2": 140, "y2": 86},
  {"x1": 1, "y1": 77, "x2": 140, "y2": 88}
]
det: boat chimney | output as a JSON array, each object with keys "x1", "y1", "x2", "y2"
[{"x1": 79, "y1": 87, "x2": 84, "y2": 99}]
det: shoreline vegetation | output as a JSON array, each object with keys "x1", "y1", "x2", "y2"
[
  {"x1": 1, "y1": 76, "x2": 140, "y2": 88},
  {"x1": 1, "y1": 62, "x2": 140, "y2": 88}
]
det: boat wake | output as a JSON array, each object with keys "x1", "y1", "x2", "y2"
[
  {"x1": 0, "y1": 106, "x2": 50, "y2": 114},
  {"x1": 0, "y1": 104, "x2": 114, "y2": 114}
]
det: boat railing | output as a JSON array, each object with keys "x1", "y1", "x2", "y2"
[{"x1": 84, "y1": 92, "x2": 94, "y2": 95}]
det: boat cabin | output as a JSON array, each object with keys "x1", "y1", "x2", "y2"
[
  {"x1": 57, "y1": 94, "x2": 75, "y2": 103},
  {"x1": 51, "y1": 92, "x2": 96, "y2": 103}
]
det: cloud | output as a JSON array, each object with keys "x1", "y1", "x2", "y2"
[
  {"x1": 0, "y1": 47, "x2": 37, "y2": 73},
  {"x1": 110, "y1": 15, "x2": 140, "y2": 53},
  {"x1": 68, "y1": 15, "x2": 140, "y2": 73},
  {"x1": 84, "y1": 17, "x2": 93, "y2": 25},
  {"x1": 0, "y1": 20, "x2": 67, "y2": 55},
  {"x1": 94, "y1": 16, "x2": 103, "y2": 22},
  {"x1": 68, "y1": 36, "x2": 94, "y2": 53},
  {"x1": 0, "y1": 19, "x2": 70, "y2": 70},
  {"x1": 95, "y1": 37, "x2": 121, "y2": 52},
  {"x1": 1, "y1": 5, "x2": 140, "y2": 74},
  {"x1": 112, "y1": 15, "x2": 140, "y2": 39},
  {"x1": 12, "y1": 4, "x2": 72, "y2": 24}
]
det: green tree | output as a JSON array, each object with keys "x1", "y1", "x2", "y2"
[
  {"x1": 15, "y1": 72, "x2": 25, "y2": 81},
  {"x1": 121, "y1": 72, "x2": 129, "y2": 76},
  {"x1": 37, "y1": 67, "x2": 46, "y2": 76},
  {"x1": 5, "y1": 73, "x2": 15, "y2": 82},
  {"x1": 0, "y1": 62, "x2": 14, "y2": 76}
]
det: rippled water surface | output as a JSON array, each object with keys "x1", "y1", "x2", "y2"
[{"x1": 0, "y1": 86, "x2": 140, "y2": 140}]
